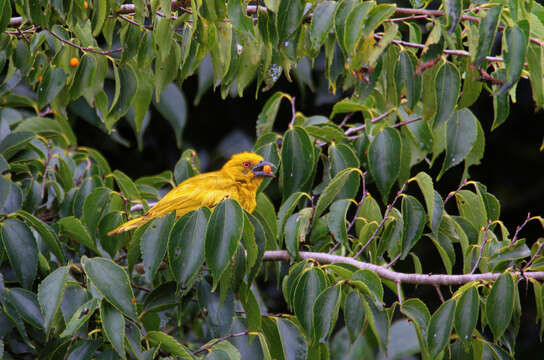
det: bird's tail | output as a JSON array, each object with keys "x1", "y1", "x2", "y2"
[{"x1": 107, "y1": 216, "x2": 150, "y2": 236}]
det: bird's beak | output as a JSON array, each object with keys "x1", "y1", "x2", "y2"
[{"x1": 252, "y1": 161, "x2": 276, "y2": 177}]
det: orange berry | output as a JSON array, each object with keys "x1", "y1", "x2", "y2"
[
  {"x1": 84, "y1": 1, "x2": 88, "y2": 9},
  {"x1": 38, "y1": 75, "x2": 43, "y2": 82},
  {"x1": 69, "y1": 57, "x2": 79, "y2": 67},
  {"x1": 131, "y1": 298, "x2": 137, "y2": 304},
  {"x1": 263, "y1": 164, "x2": 272, "y2": 174}
]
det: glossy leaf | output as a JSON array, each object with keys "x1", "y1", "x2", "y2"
[
  {"x1": 401, "y1": 195, "x2": 426, "y2": 258},
  {"x1": 439, "y1": 109, "x2": 477, "y2": 177},
  {"x1": 140, "y1": 213, "x2": 176, "y2": 282},
  {"x1": 486, "y1": 272, "x2": 515, "y2": 340},
  {"x1": 313, "y1": 285, "x2": 341, "y2": 344},
  {"x1": 280, "y1": 127, "x2": 315, "y2": 199},
  {"x1": 293, "y1": 268, "x2": 327, "y2": 337},
  {"x1": 498, "y1": 21, "x2": 529, "y2": 95},
  {"x1": 454, "y1": 285, "x2": 479, "y2": 342},
  {"x1": 205, "y1": 199, "x2": 244, "y2": 288},
  {"x1": 427, "y1": 299, "x2": 455, "y2": 358},
  {"x1": 168, "y1": 208, "x2": 210, "y2": 287},
  {"x1": 38, "y1": 266, "x2": 69, "y2": 334},
  {"x1": 81, "y1": 256, "x2": 138, "y2": 320},
  {"x1": 314, "y1": 168, "x2": 362, "y2": 219},
  {"x1": 473, "y1": 5, "x2": 502, "y2": 67},
  {"x1": 37, "y1": 67, "x2": 67, "y2": 109},
  {"x1": 146, "y1": 331, "x2": 192, "y2": 358},
  {"x1": 100, "y1": 300, "x2": 126, "y2": 358},
  {"x1": 0, "y1": 219, "x2": 38, "y2": 289},
  {"x1": 434, "y1": 62, "x2": 460, "y2": 127},
  {"x1": 58, "y1": 216, "x2": 99, "y2": 254},
  {"x1": 368, "y1": 127, "x2": 401, "y2": 202},
  {"x1": 310, "y1": 2, "x2": 337, "y2": 51}
]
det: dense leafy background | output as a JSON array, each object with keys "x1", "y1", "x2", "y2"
[{"x1": 2, "y1": 0, "x2": 544, "y2": 359}]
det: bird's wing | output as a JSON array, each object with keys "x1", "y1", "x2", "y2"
[{"x1": 146, "y1": 172, "x2": 236, "y2": 217}]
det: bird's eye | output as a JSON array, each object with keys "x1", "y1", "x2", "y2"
[{"x1": 243, "y1": 161, "x2": 251, "y2": 168}]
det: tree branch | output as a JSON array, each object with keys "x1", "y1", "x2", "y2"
[{"x1": 262, "y1": 250, "x2": 544, "y2": 285}]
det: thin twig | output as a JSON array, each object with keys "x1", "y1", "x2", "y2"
[
  {"x1": 523, "y1": 241, "x2": 544, "y2": 271},
  {"x1": 49, "y1": 30, "x2": 122, "y2": 55},
  {"x1": 391, "y1": 116, "x2": 422, "y2": 129},
  {"x1": 40, "y1": 141, "x2": 52, "y2": 199},
  {"x1": 347, "y1": 172, "x2": 368, "y2": 232},
  {"x1": 471, "y1": 221, "x2": 492, "y2": 274},
  {"x1": 344, "y1": 108, "x2": 396, "y2": 135},
  {"x1": 443, "y1": 179, "x2": 468, "y2": 205},
  {"x1": 131, "y1": 282, "x2": 151, "y2": 292},
  {"x1": 434, "y1": 284, "x2": 445, "y2": 303},
  {"x1": 193, "y1": 330, "x2": 249, "y2": 355},
  {"x1": 354, "y1": 182, "x2": 407, "y2": 258},
  {"x1": 396, "y1": 281, "x2": 403, "y2": 306},
  {"x1": 263, "y1": 250, "x2": 544, "y2": 285},
  {"x1": 386, "y1": 253, "x2": 402, "y2": 268},
  {"x1": 510, "y1": 212, "x2": 531, "y2": 245},
  {"x1": 288, "y1": 96, "x2": 296, "y2": 128}
]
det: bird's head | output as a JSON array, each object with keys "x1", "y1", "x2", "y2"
[{"x1": 222, "y1": 152, "x2": 276, "y2": 185}]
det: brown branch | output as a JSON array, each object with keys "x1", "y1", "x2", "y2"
[
  {"x1": 344, "y1": 108, "x2": 396, "y2": 135},
  {"x1": 511, "y1": 212, "x2": 531, "y2": 245},
  {"x1": 471, "y1": 221, "x2": 492, "y2": 274},
  {"x1": 262, "y1": 250, "x2": 544, "y2": 285}
]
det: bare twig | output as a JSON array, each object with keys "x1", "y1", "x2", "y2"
[
  {"x1": 263, "y1": 250, "x2": 544, "y2": 285},
  {"x1": 471, "y1": 221, "x2": 492, "y2": 274},
  {"x1": 510, "y1": 212, "x2": 531, "y2": 245},
  {"x1": 288, "y1": 96, "x2": 296, "y2": 128},
  {"x1": 344, "y1": 108, "x2": 397, "y2": 135},
  {"x1": 354, "y1": 182, "x2": 407, "y2": 258},
  {"x1": 443, "y1": 179, "x2": 468, "y2": 205},
  {"x1": 49, "y1": 31, "x2": 122, "y2": 55},
  {"x1": 523, "y1": 241, "x2": 544, "y2": 271},
  {"x1": 347, "y1": 172, "x2": 368, "y2": 232},
  {"x1": 434, "y1": 284, "x2": 445, "y2": 303},
  {"x1": 397, "y1": 281, "x2": 403, "y2": 306},
  {"x1": 391, "y1": 116, "x2": 422, "y2": 129},
  {"x1": 193, "y1": 330, "x2": 249, "y2": 355}
]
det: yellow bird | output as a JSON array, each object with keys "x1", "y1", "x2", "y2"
[{"x1": 108, "y1": 152, "x2": 275, "y2": 235}]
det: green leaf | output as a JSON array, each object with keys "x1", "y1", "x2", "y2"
[
  {"x1": 142, "y1": 281, "x2": 178, "y2": 315},
  {"x1": 70, "y1": 54, "x2": 97, "y2": 100},
  {"x1": 401, "y1": 299, "x2": 430, "y2": 357},
  {"x1": 146, "y1": 332, "x2": 192, "y2": 358},
  {"x1": 455, "y1": 190, "x2": 487, "y2": 231},
  {"x1": 58, "y1": 216, "x2": 99, "y2": 254},
  {"x1": 280, "y1": 127, "x2": 315, "y2": 199},
  {"x1": 344, "y1": 2, "x2": 374, "y2": 56},
  {"x1": 277, "y1": 192, "x2": 311, "y2": 242},
  {"x1": 257, "y1": 91, "x2": 291, "y2": 137},
  {"x1": 401, "y1": 195, "x2": 426, "y2": 258},
  {"x1": 153, "y1": 83, "x2": 187, "y2": 148},
  {"x1": 313, "y1": 285, "x2": 341, "y2": 344},
  {"x1": 37, "y1": 67, "x2": 67, "y2": 109},
  {"x1": 140, "y1": 213, "x2": 176, "y2": 282},
  {"x1": 410, "y1": 172, "x2": 442, "y2": 236},
  {"x1": 334, "y1": 0, "x2": 358, "y2": 56},
  {"x1": 0, "y1": 132, "x2": 35, "y2": 160},
  {"x1": 227, "y1": 0, "x2": 254, "y2": 35},
  {"x1": 105, "y1": 65, "x2": 137, "y2": 129},
  {"x1": 284, "y1": 208, "x2": 312, "y2": 259},
  {"x1": 427, "y1": 299, "x2": 455, "y2": 358},
  {"x1": 314, "y1": 168, "x2": 362, "y2": 219},
  {"x1": 0, "y1": 219, "x2": 38, "y2": 289},
  {"x1": 0, "y1": 0, "x2": 11, "y2": 34},
  {"x1": 293, "y1": 268, "x2": 327, "y2": 337},
  {"x1": 486, "y1": 272, "x2": 514, "y2": 340},
  {"x1": 434, "y1": 62, "x2": 460, "y2": 127},
  {"x1": 473, "y1": 5, "x2": 502, "y2": 67},
  {"x1": 344, "y1": 290, "x2": 365, "y2": 343},
  {"x1": 38, "y1": 266, "x2": 68, "y2": 334},
  {"x1": 327, "y1": 199, "x2": 352, "y2": 249},
  {"x1": 360, "y1": 292, "x2": 389, "y2": 350},
  {"x1": 310, "y1": 1, "x2": 337, "y2": 51},
  {"x1": 362, "y1": 4, "x2": 396, "y2": 37},
  {"x1": 328, "y1": 143, "x2": 360, "y2": 200},
  {"x1": 16, "y1": 209, "x2": 65, "y2": 264},
  {"x1": 81, "y1": 256, "x2": 138, "y2": 320},
  {"x1": 528, "y1": 42, "x2": 544, "y2": 109},
  {"x1": 439, "y1": 109, "x2": 477, "y2": 178},
  {"x1": 454, "y1": 285, "x2": 479, "y2": 342},
  {"x1": 112, "y1": 169, "x2": 140, "y2": 201},
  {"x1": 444, "y1": 0, "x2": 461, "y2": 33},
  {"x1": 60, "y1": 298, "x2": 99, "y2": 337},
  {"x1": 4, "y1": 288, "x2": 44, "y2": 329},
  {"x1": 276, "y1": 0, "x2": 305, "y2": 43},
  {"x1": 396, "y1": 51, "x2": 421, "y2": 109},
  {"x1": 368, "y1": 127, "x2": 401, "y2": 202},
  {"x1": 498, "y1": 21, "x2": 529, "y2": 95},
  {"x1": 168, "y1": 208, "x2": 210, "y2": 287},
  {"x1": 205, "y1": 199, "x2": 244, "y2": 289},
  {"x1": 100, "y1": 300, "x2": 126, "y2": 359}
]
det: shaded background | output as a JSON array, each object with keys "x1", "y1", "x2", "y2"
[{"x1": 73, "y1": 63, "x2": 544, "y2": 355}]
